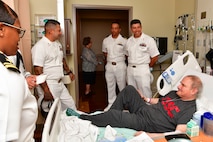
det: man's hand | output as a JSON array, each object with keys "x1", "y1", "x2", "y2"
[
  {"x1": 134, "y1": 131, "x2": 143, "y2": 136},
  {"x1": 134, "y1": 131, "x2": 164, "y2": 139},
  {"x1": 34, "y1": 65, "x2": 54, "y2": 100},
  {"x1": 43, "y1": 90, "x2": 54, "y2": 101},
  {"x1": 134, "y1": 131, "x2": 154, "y2": 138},
  {"x1": 42, "y1": 82, "x2": 54, "y2": 101},
  {"x1": 26, "y1": 75, "x2": 37, "y2": 89},
  {"x1": 69, "y1": 73, "x2": 75, "y2": 81},
  {"x1": 137, "y1": 89, "x2": 159, "y2": 104}
]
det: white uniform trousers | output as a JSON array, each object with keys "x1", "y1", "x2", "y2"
[
  {"x1": 37, "y1": 80, "x2": 76, "y2": 111},
  {"x1": 127, "y1": 64, "x2": 153, "y2": 98},
  {"x1": 105, "y1": 61, "x2": 127, "y2": 106}
]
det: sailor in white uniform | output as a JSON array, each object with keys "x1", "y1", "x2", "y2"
[
  {"x1": 125, "y1": 19, "x2": 159, "y2": 98},
  {"x1": 32, "y1": 19, "x2": 76, "y2": 111},
  {"x1": 102, "y1": 21, "x2": 127, "y2": 111},
  {"x1": 0, "y1": 2, "x2": 38, "y2": 141}
]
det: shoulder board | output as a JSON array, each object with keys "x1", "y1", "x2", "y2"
[{"x1": 0, "y1": 52, "x2": 20, "y2": 73}]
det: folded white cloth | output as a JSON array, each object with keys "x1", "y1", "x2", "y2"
[
  {"x1": 36, "y1": 74, "x2": 47, "y2": 84},
  {"x1": 104, "y1": 125, "x2": 117, "y2": 141},
  {"x1": 59, "y1": 116, "x2": 99, "y2": 142}
]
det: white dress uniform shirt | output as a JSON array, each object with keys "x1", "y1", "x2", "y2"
[
  {"x1": 32, "y1": 36, "x2": 64, "y2": 81},
  {"x1": 125, "y1": 33, "x2": 159, "y2": 65},
  {"x1": 8, "y1": 50, "x2": 31, "y2": 77},
  {"x1": 102, "y1": 34, "x2": 127, "y2": 110},
  {"x1": 125, "y1": 33, "x2": 159, "y2": 98},
  {"x1": 0, "y1": 54, "x2": 38, "y2": 142},
  {"x1": 102, "y1": 34, "x2": 127, "y2": 62}
]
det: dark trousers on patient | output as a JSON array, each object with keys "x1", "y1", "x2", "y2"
[{"x1": 80, "y1": 85, "x2": 148, "y2": 130}]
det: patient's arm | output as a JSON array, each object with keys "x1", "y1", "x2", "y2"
[
  {"x1": 134, "y1": 124, "x2": 186, "y2": 140},
  {"x1": 148, "y1": 98, "x2": 159, "y2": 104}
]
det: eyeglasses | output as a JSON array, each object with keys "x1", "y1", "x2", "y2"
[{"x1": 2, "y1": 22, "x2": 26, "y2": 38}]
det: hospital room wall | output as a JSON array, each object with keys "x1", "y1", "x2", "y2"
[
  {"x1": 66, "y1": 0, "x2": 176, "y2": 48},
  {"x1": 65, "y1": 0, "x2": 194, "y2": 48},
  {"x1": 29, "y1": 0, "x2": 195, "y2": 53},
  {"x1": 175, "y1": 0, "x2": 195, "y2": 18},
  {"x1": 29, "y1": 0, "x2": 176, "y2": 52}
]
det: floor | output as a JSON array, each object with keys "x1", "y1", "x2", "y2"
[
  {"x1": 78, "y1": 71, "x2": 108, "y2": 113},
  {"x1": 34, "y1": 71, "x2": 108, "y2": 141}
]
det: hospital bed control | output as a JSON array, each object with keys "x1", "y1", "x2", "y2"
[{"x1": 162, "y1": 71, "x2": 172, "y2": 84}]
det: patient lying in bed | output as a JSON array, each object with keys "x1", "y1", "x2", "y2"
[{"x1": 67, "y1": 75, "x2": 203, "y2": 139}]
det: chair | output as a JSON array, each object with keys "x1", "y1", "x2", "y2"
[{"x1": 42, "y1": 98, "x2": 61, "y2": 142}]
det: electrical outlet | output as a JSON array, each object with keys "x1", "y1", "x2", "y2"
[
  {"x1": 196, "y1": 52, "x2": 199, "y2": 59},
  {"x1": 197, "y1": 39, "x2": 200, "y2": 46},
  {"x1": 201, "y1": 11, "x2": 206, "y2": 19}
]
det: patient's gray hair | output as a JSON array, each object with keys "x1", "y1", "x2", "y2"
[{"x1": 186, "y1": 75, "x2": 203, "y2": 98}]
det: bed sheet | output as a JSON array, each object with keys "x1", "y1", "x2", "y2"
[{"x1": 58, "y1": 111, "x2": 137, "y2": 142}]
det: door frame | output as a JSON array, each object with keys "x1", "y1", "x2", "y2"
[{"x1": 72, "y1": 4, "x2": 133, "y2": 107}]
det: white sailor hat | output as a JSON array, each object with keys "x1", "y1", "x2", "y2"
[{"x1": 38, "y1": 96, "x2": 54, "y2": 118}]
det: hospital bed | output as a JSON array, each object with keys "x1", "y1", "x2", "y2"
[
  {"x1": 42, "y1": 98, "x2": 61, "y2": 142},
  {"x1": 156, "y1": 50, "x2": 213, "y2": 112},
  {"x1": 41, "y1": 50, "x2": 213, "y2": 142}
]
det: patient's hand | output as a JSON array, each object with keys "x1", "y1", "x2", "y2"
[
  {"x1": 137, "y1": 90, "x2": 149, "y2": 103},
  {"x1": 135, "y1": 131, "x2": 165, "y2": 139},
  {"x1": 134, "y1": 131, "x2": 143, "y2": 136}
]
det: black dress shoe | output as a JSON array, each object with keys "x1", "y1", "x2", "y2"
[
  {"x1": 85, "y1": 91, "x2": 91, "y2": 96},
  {"x1": 85, "y1": 92, "x2": 89, "y2": 96}
]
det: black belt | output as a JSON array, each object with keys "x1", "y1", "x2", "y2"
[
  {"x1": 58, "y1": 78, "x2": 62, "y2": 83},
  {"x1": 112, "y1": 62, "x2": 116, "y2": 65}
]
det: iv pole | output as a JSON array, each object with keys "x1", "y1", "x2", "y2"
[{"x1": 204, "y1": 19, "x2": 212, "y2": 73}]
